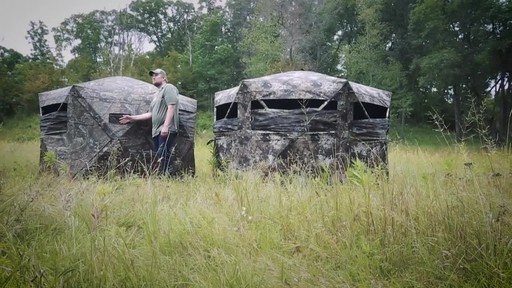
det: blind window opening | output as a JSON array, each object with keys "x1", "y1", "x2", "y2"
[
  {"x1": 251, "y1": 99, "x2": 337, "y2": 110},
  {"x1": 216, "y1": 102, "x2": 238, "y2": 121},
  {"x1": 41, "y1": 103, "x2": 67, "y2": 115},
  {"x1": 353, "y1": 102, "x2": 387, "y2": 120}
]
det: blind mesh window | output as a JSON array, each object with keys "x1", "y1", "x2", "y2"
[{"x1": 353, "y1": 102, "x2": 387, "y2": 120}]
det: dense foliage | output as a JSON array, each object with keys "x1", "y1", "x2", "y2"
[{"x1": 0, "y1": 0, "x2": 510, "y2": 146}]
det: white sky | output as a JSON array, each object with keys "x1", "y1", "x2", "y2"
[{"x1": 0, "y1": 0, "x2": 199, "y2": 57}]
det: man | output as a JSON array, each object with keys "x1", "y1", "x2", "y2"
[{"x1": 120, "y1": 68, "x2": 180, "y2": 175}]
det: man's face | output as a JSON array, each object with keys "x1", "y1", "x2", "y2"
[{"x1": 152, "y1": 73, "x2": 165, "y2": 87}]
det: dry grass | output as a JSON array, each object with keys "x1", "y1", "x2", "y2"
[{"x1": 1, "y1": 137, "x2": 511, "y2": 287}]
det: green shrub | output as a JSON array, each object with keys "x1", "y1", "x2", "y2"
[
  {"x1": 196, "y1": 110, "x2": 213, "y2": 134},
  {"x1": 0, "y1": 113, "x2": 40, "y2": 142}
]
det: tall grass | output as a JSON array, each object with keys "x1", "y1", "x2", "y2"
[
  {"x1": 1, "y1": 133, "x2": 511, "y2": 287},
  {"x1": 0, "y1": 114, "x2": 40, "y2": 142}
]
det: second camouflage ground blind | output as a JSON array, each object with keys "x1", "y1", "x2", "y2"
[{"x1": 213, "y1": 70, "x2": 392, "y2": 174}]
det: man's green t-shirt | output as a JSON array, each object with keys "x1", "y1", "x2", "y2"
[{"x1": 150, "y1": 83, "x2": 180, "y2": 137}]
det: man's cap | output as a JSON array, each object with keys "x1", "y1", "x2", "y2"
[{"x1": 149, "y1": 68, "x2": 167, "y2": 77}]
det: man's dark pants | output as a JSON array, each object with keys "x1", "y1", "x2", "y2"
[{"x1": 153, "y1": 132, "x2": 177, "y2": 175}]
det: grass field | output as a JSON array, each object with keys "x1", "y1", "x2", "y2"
[{"x1": 0, "y1": 116, "x2": 511, "y2": 287}]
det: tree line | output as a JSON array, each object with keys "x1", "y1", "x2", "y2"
[{"x1": 0, "y1": 0, "x2": 510, "y2": 146}]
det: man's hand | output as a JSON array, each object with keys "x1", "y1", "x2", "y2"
[
  {"x1": 160, "y1": 126, "x2": 169, "y2": 137},
  {"x1": 119, "y1": 115, "x2": 133, "y2": 124}
]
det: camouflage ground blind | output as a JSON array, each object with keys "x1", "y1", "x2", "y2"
[
  {"x1": 39, "y1": 76, "x2": 196, "y2": 177},
  {"x1": 213, "y1": 71, "x2": 392, "y2": 173}
]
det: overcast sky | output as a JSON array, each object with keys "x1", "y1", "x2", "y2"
[{"x1": 0, "y1": 0, "x2": 199, "y2": 56}]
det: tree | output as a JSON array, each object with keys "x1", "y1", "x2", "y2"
[
  {"x1": 269, "y1": 0, "x2": 311, "y2": 69},
  {"x1": 298, "y1": 0, "x2": 343, "y2": 73},
  {"x1": 21, "y1": 20, "x2": 62, "y2": 114},
  {"x1": 53, "y1": 9, "x2": 150, "y2": 81},
  {"x1": 13, "y1": 61, "x2": 62, "y2": 114},
  {"x1": 237, "y1": 0, "x2": 304, "y2": 73},
  {"x1": 223, "y1": 0, "x2": 258, "y2": 78},
  {"x1": 129, "y1": 0, "x2": 197, "y2": 56},
  {"x1": 0, "y1": 47, "x2": 27, "y2": 120},
  {"x1": 409, "y1": 0, "x2": 501, "y2": 142},
  {"x1": 128, "y1": 0, "x2": 171, "y2": 54},
  {"x1": 111, "y1": 8, "x2": 150, "y2": 76},
  {"x1": 192, "y1": 10, "x2": 241, "y2": 110},
  {"x1": 240, "y1": 14, "x2": 284, "y2": 77},
  {"x1": 486, "y1": 0, "x2": 512, "y2": 147},
  {"x1": 26, "y1": 20, "x2": 53, "y2": 62},
  {"x1": 224, "y1": 0, "x2": 257, "y2": 45},
  {"x1": 198, "y1": 0, "x2": 220, "y2": 13},
  {"x1": 343, "y1": 0, "x2": 411, "y2": 127},
  {"x1": 53, "y1": 11, "x2": 110, "y2": 81},
  {"x1": 379, "y1": 0, "x2": 420, "y2": 126}
]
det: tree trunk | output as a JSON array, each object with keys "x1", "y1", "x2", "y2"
[
  {"x1": 506, "y1": 76, "x2": 511, "y2": 149},
  {"x1": 188, "y1": 32, "x2": 192, "y2": 66},
  {"x1": 498, "y1": 73, "x2": 512, "y2": 148},
  {"x1": 398, "y1": 110, "x2": 405, "y2": 140},
  {"x1": 493, "y1": 72, "x2": 512, "y2": 147},
  {"x1": 452, "y1": 85, "x2": 464, "y2": 142}
]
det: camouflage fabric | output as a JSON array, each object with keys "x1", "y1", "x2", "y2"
[
  {"x1": 39, "y1": 76, "x2": 196, "y2": 177},
  {"x1": 213, "y1": 71, "x2": 392, "y2": 173}
]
